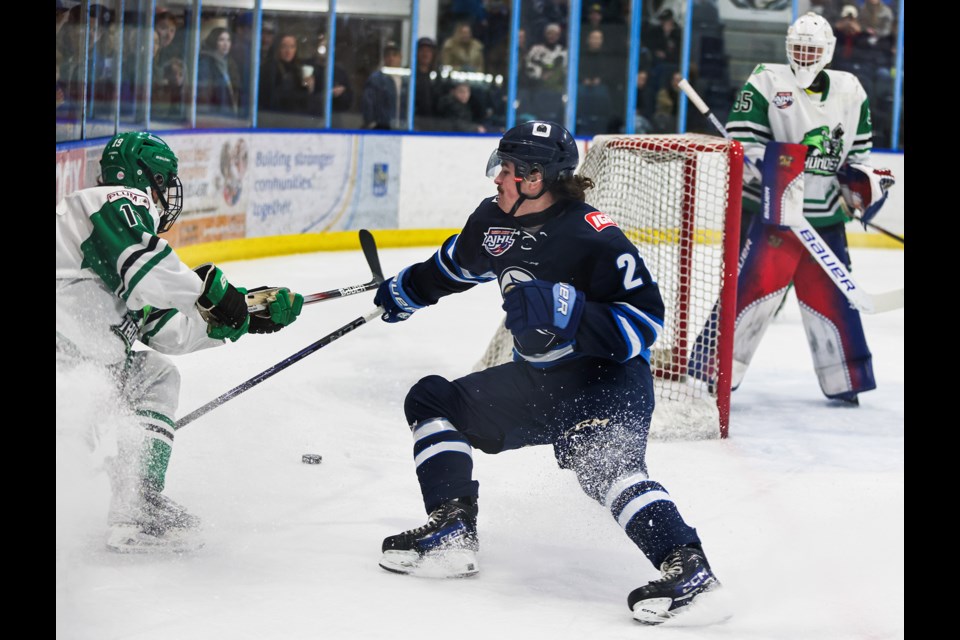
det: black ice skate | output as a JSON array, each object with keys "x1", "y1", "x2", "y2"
[
  {"x1": 106, "y1": 488, "x2": 203, "y2": 553},
  {"x1": 627, "y1": 545, "x2": 726, "y2": 625},
  {"x1": 379, "y1": 497, "x2": 479, "y2": 578}
]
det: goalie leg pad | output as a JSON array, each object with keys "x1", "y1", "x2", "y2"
[
  {"x1": 731, "y1": 224, "x2": 804, "y2": 388},
  {"x1": 794, "y1": 224, "x2": 876, "y2": 398},
  {"x1": 760, "y1": 141, "x2": 807, "y2": 228}
]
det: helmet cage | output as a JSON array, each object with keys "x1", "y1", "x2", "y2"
[
  {"x1": 785, "y1": 13, "x2": 836, "y2": 88},
  {"x1": 147, "y1": 165, "x2": 183, "y2": 233}
]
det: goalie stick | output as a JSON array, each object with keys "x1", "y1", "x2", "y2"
[
  {"x1": 677, "y1": 78, "x2": 903, "y2": 314},
  {"x1": 246, "y1": 229, "x2": 386, "y2": 313}
]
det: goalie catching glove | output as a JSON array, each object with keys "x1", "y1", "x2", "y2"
[
  {"x1": 195, "y1": 263, "x2": 249, "y2": 342},
  {"x1": 838, "y1": 163, "x2": 896, "y2": 227},
  {"x1": 244, "y1": 286, "x2": 304, "y2": 334}
]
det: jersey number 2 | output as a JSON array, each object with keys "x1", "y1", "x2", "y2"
[{"x1": 617, "y1": 253, "x2": 645, "y2": 289}]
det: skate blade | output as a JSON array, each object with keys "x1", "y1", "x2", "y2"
[
  {"x1": 379, "y1": 549, "x2": 479, "y2": 578},
  {"x1": 105, "y1": 525, "x2": 205, "y2": 554},
  {"x1": 633, "y1": 587, "x2": 733, "y2": 627}
]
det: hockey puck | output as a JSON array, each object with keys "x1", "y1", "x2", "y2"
[{"x1": 301, "y1": 454, "x2": 323, "y2": 464}]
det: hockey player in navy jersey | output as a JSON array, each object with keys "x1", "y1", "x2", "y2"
[
  {"x1": 373, "y1": 121, "x2": 725, "y2": 624},
  {"x1": 716, "y1": 12, "x2": 896, "y2": 404}
]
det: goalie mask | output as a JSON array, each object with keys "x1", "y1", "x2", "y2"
[
  {"x1": 100, "y1": 131, "x2": 184, "y2": 233},
  {"x1": 785, "y1": 12, "x2": 835, "y2": 89},
  {"x1": 486, "y1": 121, "x2": 579, "y2": 188}
]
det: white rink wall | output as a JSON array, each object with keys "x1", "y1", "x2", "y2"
[{"x1": 55, "y1": 132, "x2": 904, "y2": 247}]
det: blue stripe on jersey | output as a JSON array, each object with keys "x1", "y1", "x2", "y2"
[{"x1": 434, "y1": 234, "x2": 497, "y2": 285}]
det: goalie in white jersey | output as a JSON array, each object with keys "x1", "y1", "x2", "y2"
[
  {"x1": 718, "y1": 12, "x2": 896, "y2": 404},
  {"x1": 56, "y1": 132, "x2": 304, "y2": 552}
]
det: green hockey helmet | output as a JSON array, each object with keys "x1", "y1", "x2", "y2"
[{"x1": 100, "y1": 132, "x2": 184, "y2": 233}]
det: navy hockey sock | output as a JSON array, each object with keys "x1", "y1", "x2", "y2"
[
  {"x1": 411, "y1": 418, "x2": 479, "y2": 513},
  {"x1": 607, "y1": 474, "x2": 701, "y2": 566}
]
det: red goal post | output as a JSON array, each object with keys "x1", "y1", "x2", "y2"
[{"x1": 475, "y1": 133, "x2": 743, "y2": 439}]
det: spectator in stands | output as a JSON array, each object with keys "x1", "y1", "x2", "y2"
[
  {"x1": 361, "y1": 42, "x2": 405, "y2": 129},
  {"x1": 155, "y1": 10, "x2": 181, "y2": 68},
  {"x1": 197, "y1": 27, "x2": 240, "y2": 117},
  {"x1": 582, "y1": 2, "x2": 626, "y2": 56},
  {"x1": 259, "y1": 34, "x2": 314, "y2": 118},
  {"x1": 230, "y1": 13, "x2": 255, "y2": 117},
  {"x1": 634, "y1": 69, "x2": 654, "y2": 133},
  {"x1": 153, "y1": 57, "x2": 186, "y2": 121},
  {"x1": 860, "y1": 0, "x2": 894, "y2": 40},
  {"x1": 310, "y1": 31, "x2": 354, "y2": 126},
  {"x1": 524, "y1": 22, "x2": 567, "y2": 122},
  {"x1": 806, "y1": 0, "x2": 844, "y2": 25},
  {"x1": 440, "y1": 23, "x2": 485, "y2": 72},
  {"x1": 654, "y1": 70, "x2": 682, "y2": 133},
  {"x1": 528, "y1": 0, "x2": 570, "y2": 46},
  {"x1": 437, "y1": 82, "x2": 487, "y2": 133},
  {"x1": 414, "y1": 37, "x2": 441, "y2": 130},
  {"x1": 647, "y1": 8, "x2": 681, "y2": 98},
  {"x1": 578, "y1": 29, "x2": 615, "y2": 135},
  {"x1": 260, "y1": 20, "x2": 278, "y2": 64}
]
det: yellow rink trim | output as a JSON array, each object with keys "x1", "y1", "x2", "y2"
[
  {"x1": 174, "y1": 229, "x2": 461, "y2": 268},
  {"x1": 174, "y1": 227, "x2": 901, "y2": 267}
]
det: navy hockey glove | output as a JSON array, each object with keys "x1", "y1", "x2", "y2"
[
  {"x1": 246, "y1": 287, "x2": 305, "y2": 334},
  {"x1": 374, "y1": 268, "x2": 425, "y2": 323},
  {"x1": 195, "y1": 263, "x2": 250, "y2": 341},
  {"x1": 502, "y1": 280, "x2": 585, "y2": 343}
]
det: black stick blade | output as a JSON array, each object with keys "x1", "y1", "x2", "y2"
[{"x1": 359, "y1": 229, "x2": 385, "y2": 283}]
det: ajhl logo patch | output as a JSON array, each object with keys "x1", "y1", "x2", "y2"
[
  {"x1": 482, "y1": 227, "x2": 519, "y2": 256},
  {"x1": 773, "y1": 92, "x2": 794, "y2": 109},
  {"x1": 585, "y1": 211, "x2": 618, "y2": 231}
]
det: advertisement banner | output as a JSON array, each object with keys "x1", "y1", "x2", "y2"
[{"x1": 246, "y1": 133, "x2": 400, "y2": 236}]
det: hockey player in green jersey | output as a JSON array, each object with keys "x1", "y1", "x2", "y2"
[
  {"x1": 718, "y1": 12, "x2": 896, "y2": 404},
  {"x1": 56, "y1": 131, "x2": 304, "y2": 552}
]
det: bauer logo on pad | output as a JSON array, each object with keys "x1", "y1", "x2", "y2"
[{"x1": 585, "y1": 211, "x2": 618, "y2": 231}]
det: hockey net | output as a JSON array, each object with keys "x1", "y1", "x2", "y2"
[{"x1": 476, "y1": 134, "x2": 743, "y2": 439}]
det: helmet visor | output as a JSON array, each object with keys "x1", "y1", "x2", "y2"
[{"x1": 485, "y1": 149, "x2": 534, "y2": 180}]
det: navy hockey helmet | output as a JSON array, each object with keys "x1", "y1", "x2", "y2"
[
  {"x1": 486, "y1": 121, "x2": 579, "y2": 186},
  {"x1": 100, "y1": 131, "x2": 184, "y2": 233}
]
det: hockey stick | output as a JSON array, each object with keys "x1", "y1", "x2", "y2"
[
  {"x1": 247, "y1": 229, "x2": 386, "y2": 313},
  {"x1": 677, "y1": 78, "x2": 904, "y2": 314},
  {"x1": 175, "y1": 307, "x2": 384, "y2": 429},
  {"x1": 847, "y1": 209, "x2": 905, "y2": 244}
]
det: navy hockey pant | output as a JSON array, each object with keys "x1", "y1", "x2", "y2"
[{"x1": 403, "y1": 356, "x2": 700, "y2": 565}]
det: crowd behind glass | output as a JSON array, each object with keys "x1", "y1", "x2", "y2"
[{"x1": 56, "y1": 0, "x2": 903, "y2": 149}]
